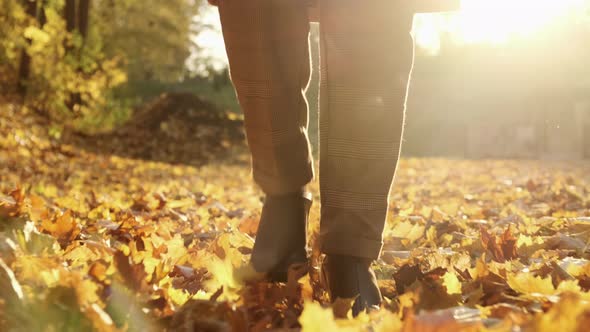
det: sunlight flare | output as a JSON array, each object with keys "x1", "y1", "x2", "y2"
[{"x1": 414, "y1": 0, "x2": 588, "y2": 53}]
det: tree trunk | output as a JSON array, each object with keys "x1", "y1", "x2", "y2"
[
  {"x1": 73, "y1": 0, "x2": 91, "y2": 108},
  {"x1": 78, "y1": 0, "x2": 90, "y2": 39},
  {"x1": 65, "y1": 0, "x2": 77, "y2": 33},
  {"x1": 16, "y1": 0, "x2": 38, "y2": 98},
  {"x1": 63, "y1": 0, "x2": 80, "y2": 109},
  {"x1": 74, "y1": 0, "x2": 91, "y2": 108},
  {"x1": 38, "y1": 0, "x2": 47, "y2": 26}
]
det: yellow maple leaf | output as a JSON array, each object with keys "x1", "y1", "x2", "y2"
[
  {"x1": 507, "y1": 272, "x2": 554, "y2": 295},
  {"x1": 167, "y1": 287, "x2": 191, "y2": 306},
  {"x1": 468, "y1": 255, "x2": 489, "y2": 280},
  {"x1": 299, "y1": 301, "x2": 358, "y2": 332},
  {"x1": 201, "y1": 253, "x2": 254, "y2": 301},
  {"x1": 516, "y1": 234, "x2": 533, "y2": 247},
  {"x1": 163, "y1": 234, "x2": 188, "y2": 263},
  {"x1": 442, "y1": 271, "x2": 462, "y2": 295},
  {"x1": 420, "y1": 205, "x2": 433, "y2": 219},
  {"x1": 391, "y1": 220, "x2": 425, "y2": 244},
  {"x1": 556, "y1": 280, "x2": 582, "y2": 293},
  {"x1": 533, "y1": 293, "x2": 590, "y2": 332}
]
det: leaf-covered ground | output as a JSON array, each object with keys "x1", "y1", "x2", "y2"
[{"x1": 2, "y1": 102, "x2": 590, "y2": 331}]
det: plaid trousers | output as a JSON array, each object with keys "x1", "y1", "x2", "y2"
[{"x1": 218, "y1": 0, "x2": 415, "y2": 259}]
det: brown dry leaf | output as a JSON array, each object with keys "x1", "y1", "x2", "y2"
[
  {"x1": 481, "y1": 227, "x2": 505, "y2": 262},
  {"x1": 409, "y1": 278, "x2": 462, "y2": 312},
  {"x1": 40, "y1": 210, "x2": 80, "y2": 246},
  {"x1": 88, "y1": 260, "x2": 109, "y2": 283},
  {"x1": 237, "y1": 216, "x2": 259, "y2": 236},
  {"x1": 500, "y1": 226, "x2": 518, "y2": 260},
  {"x1": 480, "y1": 226, "x2": 518, "y2": 263},
  {"x1": 113, "y1": 250, "x2": 148, "y2": 292},
  {"x1": 332, "y1": 297, "x2": 354, "y2": 319},
  {"x1": 393, "y1": 264, "x2": 424, "y2": 294},
  {"x1": 170, "y1": 298, "x2": 249, "y2": 332}
]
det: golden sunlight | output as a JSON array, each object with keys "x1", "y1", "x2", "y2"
[
  {"x1": 414, "y1": 0, "x2": 588, "y2": 54},
  {"x1": 199, "y1": 1, "x2": 588, "y2": 61}
]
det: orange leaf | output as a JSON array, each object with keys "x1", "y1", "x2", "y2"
[
  {"x1": 40, "y1": 210, "x2": 80, "y2": 247},
  {"x1": 480, "y1": 226, "x2": 517, "y2": 262}
]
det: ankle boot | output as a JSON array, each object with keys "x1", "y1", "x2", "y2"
[
  {"x1": 321, "y1": 254, "x2": 382, "y2": 316},
  {"x1": 250, "y1": 191, "x2": 312, "y2": 282}
]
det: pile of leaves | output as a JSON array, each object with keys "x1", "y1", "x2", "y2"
[
  {"x1": 62, "y1": 92, "x2": 246, "y2": 166},
  {"x1": 2, "y1": 101, "x2": 590, "y2": 331}
]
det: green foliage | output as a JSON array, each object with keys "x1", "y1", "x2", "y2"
[
  {"x1": 1, "y1": 0, "x2": 128, "y2": 132},
  {"x1": 94, "y1": 0, "x2": 200, "y2": 83},
  {"x1": 26, "y1": 7, "x2": 127, "y2": 122},
  {"x1": 1, "y1": 0, "x2": 205, "y2": 133},
  {"x1": 0, "y1": 0, "x2": 27, "y2": 90}
]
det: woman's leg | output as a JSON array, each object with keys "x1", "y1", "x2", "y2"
[
  {"x1": 319, "y1": 0, "x2": 415, "y2": 312},
  {"x1": 319, "y1": 0, "x2": 414, "y2": 261},
  {"x1": 218, "y1": 0, "x2": 314, "y2": 195},
  {"x1": 218, "y1": 0, "x2": 314, "y2": 279}
]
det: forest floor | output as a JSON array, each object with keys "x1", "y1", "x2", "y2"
[{"x1": 2, "y1": 100, "x2": 590, "y2": 331}]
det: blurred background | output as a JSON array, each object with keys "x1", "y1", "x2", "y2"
[{"x1": 1, "y1": 0, "x2": 589, "y2": 160}]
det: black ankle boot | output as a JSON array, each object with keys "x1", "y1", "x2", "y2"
[
  {"x1": 250, "y1": 190, "x2": 312, "y2": 282},
  {"x1": 321, "y1": 254, "x2": 382, "y2": 316}
]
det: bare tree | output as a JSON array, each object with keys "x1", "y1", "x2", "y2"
[{"x1": 17, "y1": 0, "x2": 39, "y2": 97}]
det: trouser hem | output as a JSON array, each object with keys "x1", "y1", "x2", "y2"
[{"x1": 320, "y1": 232, "x2": 383, "y2": 260}]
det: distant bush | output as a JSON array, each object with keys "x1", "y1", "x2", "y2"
[
  {"x1": 1, "y1": 0, "x2": 128, "y2": 133},
  {"x1": 29, "y1": 10, "x2": 127, "y2": 128},
  {"x1": 0, "y1": 0, "x2": 26, "y2": 94},
  {"x1": 1, "y1": 0, "x2": 205, "y2": 134}
]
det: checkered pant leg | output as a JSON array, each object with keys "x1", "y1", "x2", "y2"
[
  {"x1": 218, "y1": 0, "x2": 314, "y2": 195},
  {"x1": 319, "y1": 0, "x2": 415, "y2": 259}
]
